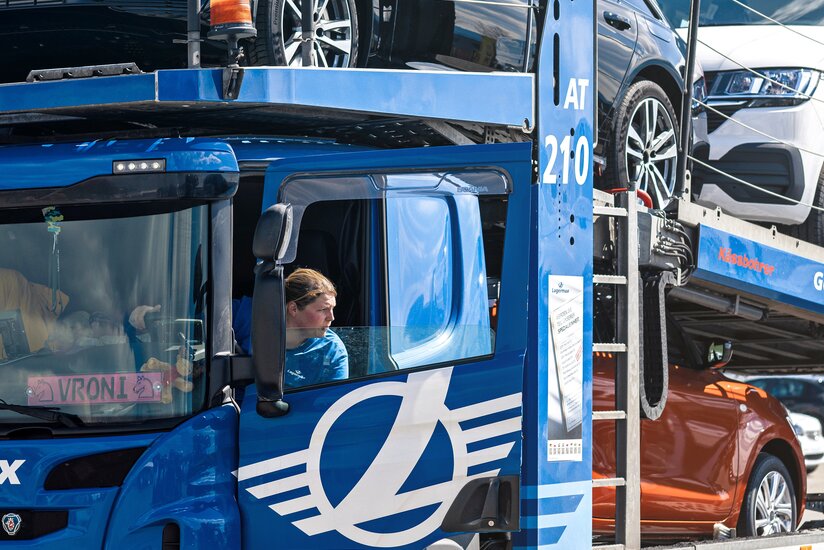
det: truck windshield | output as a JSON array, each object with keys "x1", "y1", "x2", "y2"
[
  {"x1": 0, "y1": 205, "x2": 208, "y2": 428},
  {"x1": 659, "y1": 0, "x2": 824, "y2": 28}
]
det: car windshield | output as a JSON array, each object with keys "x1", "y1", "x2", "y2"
[
  {"x1": 0, "y1": 205, "x2": 208, "y2": 428},
  {"x1": 658, "y1": 0, "x2": 824, "y2": 28}
]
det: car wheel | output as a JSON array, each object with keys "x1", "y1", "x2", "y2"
[
  {"x1": 808, "y1": 465, "x2": 818, "y2": 474},
  {"x1": 249, "y1": 0, "x2": 358, "y2": 67},
  {"x1": 605, "y1": 80, "x2": 679, "y2": 209},
  {"x1": 737, "y1": 453, "x2": 796, "y2": 537},
  {"x1": 785, "y1": 165, "x2": 824, "y2": 245}
]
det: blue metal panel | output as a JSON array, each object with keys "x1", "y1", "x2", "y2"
[
  {"x1": 262, "y1": 142, "x2": 531, "y2": 208},
  {"x1": 0, "y1": 138, "x2": 238, "y2": 190},
  {"x1": 0, "y1": 68, "x2": 534, "y2": 128},
  {"x1": 693, "y1": 225, "x2": 824, "y2": 315},
  {"x1": 521, "y1": 481, "x2": 592, "y2": 545},
  {"x1": 515, "y1": 0, "x2": 595, "y2": 548},
  {"x1": 225, "y1": 137, "x2": 370, "y2": 162},
  {"x1": 105, "y1": 404, "x2": 240, "y2": 548},
  {"x1": 0, "y1": 74, "x2": 158, "y2": 113},
  {"x1": 0, "y1": 410, "x2": 238, "y2": 548},
  {"x1": 0, "y1": 432, "x2": 159, "y2": 548},
  {"x1": 157, "y1": 68, "x2": 534, "y2": 126}
]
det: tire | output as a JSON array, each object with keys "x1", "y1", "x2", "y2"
[
  {"x1": 785, "y1": 165, "x2": 824, "y2": 245},
  {"x1": 604, "y1": 80, "x2": 679, "y2": 209},
  {"x1": 737, "y1": 453, "x2": 797, "y2": 537},
  {"x1": 807, "y1": 465, "x2": 818, "y2": 474},
  {"x1": 249, "y1": 0, "x2": 358, "y2": 67}
]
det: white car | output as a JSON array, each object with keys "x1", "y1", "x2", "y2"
[
  {"x1": 790, "y1": 411, "x2": 824, "y2": 473},
  {"x1": 657, "y1": 0, "x2": 824, "y2": 244}
]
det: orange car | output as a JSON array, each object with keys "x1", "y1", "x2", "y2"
[{"x1": 592, "y1": 326, "x2": 806, "y2": 541}]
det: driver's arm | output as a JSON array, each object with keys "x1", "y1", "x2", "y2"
[{"x1": 128, "y1": 304, "x2": 161, "y2": 332}]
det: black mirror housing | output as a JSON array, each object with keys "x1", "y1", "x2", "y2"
[
  {"x1": 250, "y1": 204, "x2": 293, "y2": 417},
  {"x1": 252, "y1": 203, "x2": 293, "y2": 262}
]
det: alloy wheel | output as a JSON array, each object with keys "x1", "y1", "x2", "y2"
[
  {"x1": 625, "y1": 96, "x2": 678, "y2": 208},
  {"x1": 753, "y1": 471, "x2": 794, "y2": 535},
  {"x1": 279, "y1": 0, "x2": 354, "y2": 67}
]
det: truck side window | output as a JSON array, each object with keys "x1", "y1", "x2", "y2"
[{"x1": 280, "y1": 170, "x2": 508, "y2": 388}]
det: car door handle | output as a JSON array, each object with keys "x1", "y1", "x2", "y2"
[{"x1": 604, "y1": 11, "x2": 632, "y2": 31}]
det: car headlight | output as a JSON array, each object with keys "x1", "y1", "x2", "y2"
[
  {"x1": 709, "y1": 68, "x2": 819, "y2": 107},
  {"x1": 793, "y1": 423, "x2": 805, "y2": 437}
]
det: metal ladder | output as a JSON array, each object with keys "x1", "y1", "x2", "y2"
[{"x1": 592, "y1": 191, "x2": 641, "y2": 550}]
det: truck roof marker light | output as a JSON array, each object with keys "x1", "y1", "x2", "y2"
[
  {"x1": 209, "y1": 0, "x2": 255, "y2": 83},
  {"x1": 113, "y1": 159, "x2": 166, "y2": 174},
  {"x1": 209, "y1": 0, "x2": 256, "y2": 42}
]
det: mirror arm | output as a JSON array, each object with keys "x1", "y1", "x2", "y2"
[{"x1": 252, "y1": 261, "x2": 290, "y2": 417}]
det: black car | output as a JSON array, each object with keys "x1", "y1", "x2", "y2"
[
  {"x1": 0, "y1": 0, "x2": 696, "y2": 205},
  {"x1": 749, "y1": 377, "x2": 824, "y2": 427},
  {"x1": 596, "y1": 0, "x2": 707, "y2": 206},
  {"x1": 0, "y1": 1, "x2": 535, "y2": 82}
]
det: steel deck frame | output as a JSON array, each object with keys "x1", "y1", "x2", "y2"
[{"x1": 0, "y1": 68, "x2": 534, "y2": 148}]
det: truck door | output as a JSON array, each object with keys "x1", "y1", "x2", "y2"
[{"x1": 236, "y1": 143, "x2": 530, "y2": 549}]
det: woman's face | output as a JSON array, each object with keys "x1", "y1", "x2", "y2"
[{"x1": 287, "y1": 292, "x2": 336, "y2": 339}]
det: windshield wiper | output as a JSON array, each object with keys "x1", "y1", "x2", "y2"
[{"x1": 0, "y1": 400, "x2": 84, "y2": 428}]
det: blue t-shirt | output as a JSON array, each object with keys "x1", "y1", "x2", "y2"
[
  {"x1": 285, "y1": 329, "x2": 349, "y2": 388},
  {"x1": 232, "y1": 297, "x2": 349, "y2": 388}
]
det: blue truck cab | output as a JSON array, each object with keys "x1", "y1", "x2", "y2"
[
  {"x1": 0, "y1": 135, "x2": 537, "y2": 548},
  {"x1": 0, "y1": 0, "x2": 600, "y2": 541}
]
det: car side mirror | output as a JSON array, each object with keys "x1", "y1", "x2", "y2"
[
  {"x1": 707, "y1": 341, "x2": 733, "y2": 370},
  {"x1": 251, "y1": 204, "x2": 293, "y2": 418}
]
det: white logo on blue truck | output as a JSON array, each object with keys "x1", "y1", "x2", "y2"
[
  {"x1": 236, "y1": 368, "x2": 521, "y2": 547},
  {"x1": 0, "y1": 460, "x2": 24, "y2": 485}
]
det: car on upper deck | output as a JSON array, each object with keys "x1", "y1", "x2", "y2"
[
  {"x1": 657, "y1": 0, "x2": 824, "y2": 244},
  {"x1": 595, "y1": 0, "x2": 709, "y2": 208},
  {"x1": 0, "y1": 0, "x2": 535, "y2": 83}
]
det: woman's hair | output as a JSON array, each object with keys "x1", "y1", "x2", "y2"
[{"x1": 285, "y1": 268, "x2": 336, "y2": 310}]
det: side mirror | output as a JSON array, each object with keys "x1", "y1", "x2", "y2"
[
  {"x1": 707, "y1": 341, "x2": 733, "y2": 370},
  {"x1": 253, "y1": 203, "x2": 293, "y2": 262},
  {"x1": 251, "y1": 204, "x2": 293, "y2": 418}
]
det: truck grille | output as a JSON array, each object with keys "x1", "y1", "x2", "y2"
[{"x1": 0, "y1": 511, "x2": 68, "y2": 540}]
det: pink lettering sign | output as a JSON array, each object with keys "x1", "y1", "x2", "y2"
[{"x1": 26, "y1": 372, "x2": 165, "y2": 405}]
